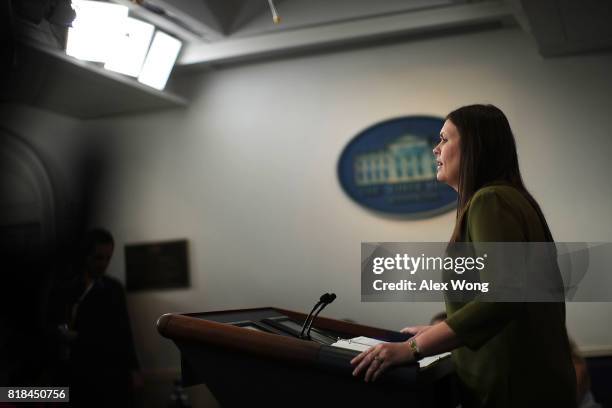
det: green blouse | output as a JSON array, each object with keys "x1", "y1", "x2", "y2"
[{"x1": 445, "y1": 185, "x2": 577, "y2": 408}]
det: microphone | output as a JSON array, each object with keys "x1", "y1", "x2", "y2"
[
  {"x1": 303, "y1": 293, "x2": 336, "y2": 339},
  {"x1": 299, "y1": 293, "x2": 334, "y2": 339},
  {"x1": 320, "y1": 293, "x2": 336, "y2": 304}
]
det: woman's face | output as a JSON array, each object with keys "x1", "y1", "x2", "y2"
[{"x1": 433, "y1": 119, "x2": 461, "y2": 191}]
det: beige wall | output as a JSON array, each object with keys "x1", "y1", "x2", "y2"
[{"x1": 74, "y1": 26, "x2": 612, "y2": 369}]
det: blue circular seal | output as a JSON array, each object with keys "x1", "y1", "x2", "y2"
[{"x1": 338, "y1": 116, "x2": 457, "y2": 217}]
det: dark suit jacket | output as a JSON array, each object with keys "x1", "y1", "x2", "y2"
[{"x1": 67, "y1": 275, "x2": 139, "y2": 406}]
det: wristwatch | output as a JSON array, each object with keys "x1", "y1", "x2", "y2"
[{"x1": 408, "y1": 337, "x2": 422, "y2": 361}]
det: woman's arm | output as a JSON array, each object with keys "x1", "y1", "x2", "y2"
[
  {"x1": 400, "y1": 325, "x2": 430, "y2": 335},
  {"x1": 414, "y1": 321, "x2": 462, "y2": 356}
]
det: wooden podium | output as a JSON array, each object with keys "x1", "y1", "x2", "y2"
[{"x1": 157, "y1": 307, "x2": 457, "y2": 407}]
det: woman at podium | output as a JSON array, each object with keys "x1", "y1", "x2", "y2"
[{"x1": 351, "y1": 104, "x2": 577, "y2": 408}]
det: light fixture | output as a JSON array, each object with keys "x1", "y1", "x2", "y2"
[
  {"x1": 267, "y1": 0, "x2": 280, "y2": 24},
  {"x1": 66, "y1": 0, "x2": 182, "y2": 91},
  {"x1": 66, "y1": 0, "x2": 128, "y2": 63},
  {"x1": 104, "y1": 17, "x2": 155, "y2": 77},
  {"x1": 137, "y1": 31, "x2": 182, "y2": 91}
]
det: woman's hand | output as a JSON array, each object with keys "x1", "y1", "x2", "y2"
[
  {"x1": 400, "y1": 325, "x2": 431, "y2": 336},
  {"x1": 350, "y1": 342, "x2": 414, "y2": 382}
]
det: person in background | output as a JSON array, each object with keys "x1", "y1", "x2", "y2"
[
  {"x1": 571, "y1": 340, "x2": 602, "y2": 408},
  {"x1": 59, "y1": 228, "x2": 142, "y2": 407},
  {"x1": 351, "y1": 104, "x2": 577, "y2": 408}
]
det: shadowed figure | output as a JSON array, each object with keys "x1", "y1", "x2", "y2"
[{"x1": 57, "y1": 229, "x2": 141, "y2": 407}]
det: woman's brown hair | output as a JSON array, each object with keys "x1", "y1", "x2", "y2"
[{"x1": 446, "y1": 104, "x2": 553, "y2": 243}]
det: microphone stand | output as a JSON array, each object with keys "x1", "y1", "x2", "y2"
[
  {"x1": 299, "y1": 298, "x2": 324, "y2": 339},
  {"x1": 304, "y1": 293, "x2": 336, "y2": 339}
]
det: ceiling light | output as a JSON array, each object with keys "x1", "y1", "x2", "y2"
[
  {"x1": 137, "y1": 31, "x2": 182, "y2": 90},
  {"x1": 66, "y1": 0, "x2": 128, "y2": 63},
  {"x1": 104, "y1": 17, "x2": 155, "y2": 77}
]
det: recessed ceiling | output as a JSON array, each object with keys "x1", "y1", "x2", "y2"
[
  {"x1": 151, "y1": 0, "x2": 472, "y2": 40},
  {"x1": 112, "y1": 0, "x2": 612, "y2": 65}
]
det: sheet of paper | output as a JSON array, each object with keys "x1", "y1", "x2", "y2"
[
  {"x1": 346, "y1": 336, "x2": 387, "y2": 347},
  {"x1": 331, "y1": 336, "x2": 387, "y2": 352},
  {"x1": 330, "y1": 340, "x2": 370, "y2": 352},
  {"x1": 331, "y1": 337, "x2": 451, "y2": 369},
  {"x1": 418, "y1": 352, "x2": 451, "y2": 368}
]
